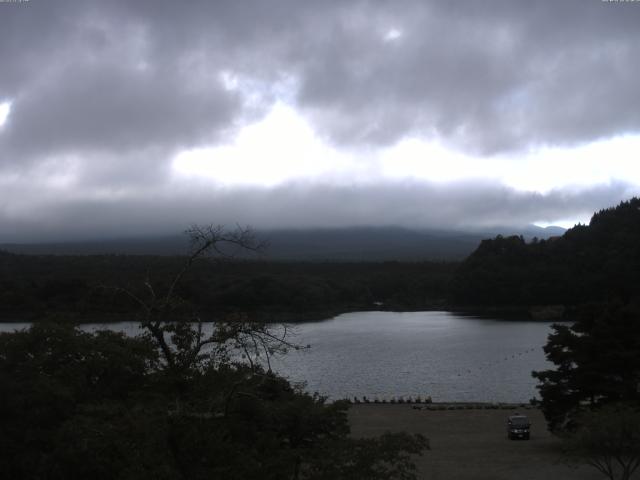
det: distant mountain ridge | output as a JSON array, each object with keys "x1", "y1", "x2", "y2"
[{"x1": 1, "y1": 225, "x2": 566, "y2": 261}]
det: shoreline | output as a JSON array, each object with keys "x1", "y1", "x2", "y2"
[
  {"x1": 347, "y1": 400, "x2": 537, "y2": 410},
  {"x1": 0, "y1": 304, "x2": 569, "y2": 324},
  {"x1": 348, "y1": 404, "x2": 599, "y2": 480}
]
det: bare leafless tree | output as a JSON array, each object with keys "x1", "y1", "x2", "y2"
[{"x1": 107, "y1": 224, "x2": 302, "y2": 375}]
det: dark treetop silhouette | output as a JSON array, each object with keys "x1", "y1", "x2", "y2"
[{"x1": 0, "y1": 225, "x2": 428, "y2": 480}]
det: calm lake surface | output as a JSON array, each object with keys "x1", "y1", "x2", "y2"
[{"x1": 0, "y1": 311, "x2": 562, "y2": 403}]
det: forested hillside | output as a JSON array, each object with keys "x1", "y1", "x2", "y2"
[
  {"x1": 452, "y1": 198, "x2": 640, "y2": 307},
  {"x1": 0, "y1": 254, "x2": 455, "y2": 321}
]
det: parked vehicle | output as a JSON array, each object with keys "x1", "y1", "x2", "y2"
[{"x1": 507, "y1": 414, "x2": 530, "y2": 440}]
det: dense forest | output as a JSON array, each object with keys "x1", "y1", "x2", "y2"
[
  {"x1": 0, "y1": 253, "x2": 455, "y2": 322},
  {"x1": 452, "y1": 198, "x2": 640, "y2": 309}
]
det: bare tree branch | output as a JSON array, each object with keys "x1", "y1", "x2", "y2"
[{"x1": 105, "y1": 224, "x2": 300, "y2": 378}]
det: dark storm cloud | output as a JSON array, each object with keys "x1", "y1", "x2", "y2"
[
  {"x1": 1, "y1": 180, "x2": 636, "y2": 242},
  {"x1": 291, "y1": 0, "x2": 640, "y2": 152},
  {"x1": 2, "y1": 0, "x2": 639, "y2": 162},
  {"x1": 0, "y1": 0, "x2": 639, "y2": 240},
  {"x1": 0, "y1": 1, "x2": 244, "y2": 172},
  {"x1": 3, "y1": 66, "x2": 238, "y2": 158}
]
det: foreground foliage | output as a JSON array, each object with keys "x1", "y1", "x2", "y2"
[
  {"x1": 563, "y1": 403, "x2": 640, "y2": 480},
  {"x1": 0, "y1": 323, "x2": 427, "y2": 479},
  {"x1": 532, "y1": 302, "x2": 640, "y2": 432}
]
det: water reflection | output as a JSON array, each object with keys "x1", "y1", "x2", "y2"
[
  {"x1": 0, "y1": 311, "x2": 563, "y2": 402},
  {"x1": 269, "y1": 311, "x2": 562, "y2": 403}
]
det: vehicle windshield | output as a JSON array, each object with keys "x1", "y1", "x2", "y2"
[{"x1": 510, "y1": 417, "x2": 529, "y2": 425}]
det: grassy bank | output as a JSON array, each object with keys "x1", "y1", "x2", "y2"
[{"x1": 349, "y1": 404, "x2": 599, "y2": 480}]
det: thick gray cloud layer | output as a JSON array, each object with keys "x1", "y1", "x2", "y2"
[
  {"x1": 3, "y1": 1, "x2": 640, "y2": 157},
  {"x1": 1, "y1": 180, "x2": 636, "y2": 242},
  {"x1": 1, "y1": 0, "x2": 639, "y2": 240}
]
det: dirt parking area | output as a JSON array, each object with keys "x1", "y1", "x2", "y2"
[{"x1": 349, "y1": 404, "x2": 603, "y2": 480}]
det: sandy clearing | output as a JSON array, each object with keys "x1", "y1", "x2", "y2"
[{"x1": 349, "y1": 404, "x2": 603, "y2": 480}]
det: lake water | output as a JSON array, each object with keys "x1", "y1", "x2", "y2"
[{"x1": 0, "y1": 311, "x2": 562, "y2": 403}]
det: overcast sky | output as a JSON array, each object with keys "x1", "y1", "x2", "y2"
[{"x1": 1, "y1": 0, "x2": 639, "y2": 241}]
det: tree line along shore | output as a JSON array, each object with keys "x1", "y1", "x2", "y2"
[{"x1": 0, "y1": 254, "x2": 456, "y2": 322}]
